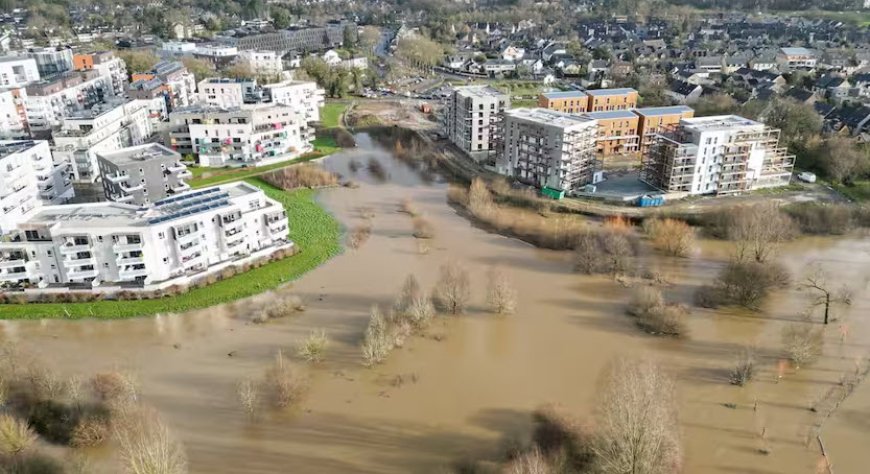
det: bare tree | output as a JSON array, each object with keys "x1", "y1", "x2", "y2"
[
  {"x1": 467, "y1": 177, "x2": 493, "y2": 217},
  {"x1": 727, "y1": 204, "x2": 796, "y2": 263},
  {"x1": 593, "y1": 357, "x2": 682, "y2": 474},
  {"x1": 798, "y1": 265, "x2": 852, "y2": 325},
  {"x1": 0, "y1": 414, "x2": 36, "y2": 457},
  {"x1": 432, "y1": 260, "x2": 471, "y2": 315},
  {"x1": 262, "y1": 350, "x2": 308, "y2": 408},
  {"x1": 486, "y1": 267, "x2": 517, "y2": 315}
]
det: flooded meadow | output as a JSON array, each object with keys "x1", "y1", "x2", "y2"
[{"x1": 1, "y1": 133, "x2": 868, "y2": 473}]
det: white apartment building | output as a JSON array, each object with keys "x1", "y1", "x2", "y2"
[
  {"x1": 168, "y1": 103, "x2": 313, "y2": 167},
  {"x1": 0, "y1": 182, "x2": 290, "y2": 287},
  {"x1": 193, "y1": 44, "x2": 239, "y2": 66},
  {"x1": 444, "y1": 85, "x2": 510, "y2": 162},
  {"x1": 261, "y1": 78, "x2": 324, "y2": 122},
  {"x1": 641, "y1": 115, "x2": 795, "y2": 196},
  {"x1": 131, "y1": 61, "x2": 197, "y2": 111},
  {"x1": 197, "y1": 77, "x2": 258, "y2": 108},
  {"x1": 52, "y1": 99, "x2": 154, "y2": 183},
  {"x1": 239, "y1": 50, "x2": 284, "y2": 77},
  {"x1": 0, "y1": 56, "x2": 40, "y2": 87},
  {"x1": 24, "y1": 70, "x2": 115, "y2": 135},
  {"x1": 0, "y1": 87, "x2": 30, "y2": 139},
  {"x1": 0, "y1": 140, "x2": 73, "y2": 234},
  {"x1": 497, "y1": 108, "x2": 598, "y2": 193},
  {"x1": 776, "y1": 47, "x2": 818, "y2": 71},
  {"x1": 74, "y1": 51, "x2": 128, "y2": 96},
  {"x1": 161, "y1": 41, "x2": 197, "y2": 55}
]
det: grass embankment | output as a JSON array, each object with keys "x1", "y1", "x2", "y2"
[
  {"x1": 320, "y1": 102, "x2": 350, "y2": 128},
  {"x1": 0, "y1": 178, "x2": 341, "y2": 319},
  {"x1": 188, "y1": 136, "x2": 340, "y2": 189},
  {"x1": 832, "y1": 180, "x2": 870, "y2": 203}
]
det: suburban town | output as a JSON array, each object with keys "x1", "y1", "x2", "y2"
[{"x1": 0, "y1": 0, "x2": 868, "y2": 473}]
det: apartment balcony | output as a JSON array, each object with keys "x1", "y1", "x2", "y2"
[
  {"x1": 116, "y1": 255, "x2": 145, "y2": 266},
  {"x1": 62, "y1": 254, "x2": 95, "y2": 267},
  {"x1": 0, "y1": 259, "x2": 26, "y2": 270},
  {"x1": 113, "y1": 241, "x2": 144, "y2": 253},
  {"x1": 120, "y1": 182, "x2": 144, "y2": 193},
  {"x1": 60, "y1": 242, "x2": 91, "y2": 254},
  {"x1": 0, "y1": 268, "x2": 28, "y2": 282},
  {"x1": 106, "y1": 173, "x2": 130, "y2": 184},
  {"x1": 118, "y1": 266, "x2": 148, "y2": 280},
  {"x1": 268, "y1": 217, "x2": 288, "y2": 234},
  {"x1": 224, "y1": 229, "x2": 246, "y2": 245},
  {"x1": 110, "y1": 193, "x2": 135, "y2": 203},
  {"x1": 181, "y1": 253, "x2": 204, "y2": 270},
  {"x1": 175, "y1": 229, "x2": 199, "y2": 246},
  {"x1": 174, "y1": 169, "x2": 193, "y2": 179},
  {"x1": 67, "y1": 267, "x2": 98, "y2": 280},
  {"x1": 170, "y1": 182, "x2": 191, "y2": 193},
  {"x1": 166, "y1": 162, "x2": 187, "y2": 173}
]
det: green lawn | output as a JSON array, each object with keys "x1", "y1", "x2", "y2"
[
  {"x1": 0, "y1": 179, "x2": 342, "y2": 319},
  {"x1": 510, "y1": 99, "x2": 538, "y2": 108},
  {"x1": 320, "y1": 102, "x2": 349, "y2": 128},
  {"x1": 832, "y1": 180, "x2": 870, "y2": 202},
  {"x1": 187, "y1": 135, "x2": 340, "y2": 188}
]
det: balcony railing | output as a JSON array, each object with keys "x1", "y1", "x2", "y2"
[{"x1": 113, "y1": 241, "x2": 143, "y2": 253}]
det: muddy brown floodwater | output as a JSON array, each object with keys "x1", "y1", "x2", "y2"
[{"x1": 2, "y1": 133, "x2": 869, "y2": 474}]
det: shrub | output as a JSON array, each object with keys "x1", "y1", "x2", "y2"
[
  {"x1": 27, "y1": 400, "x2": 80, "y2": 444},
  {"x1": 347, "y1": 224, "x2": 372, "y2": 249},
  {"x1": 236, "y1": 379, "x2": 258, "y2": 420},
  {"x1": 412, "y1": 215, "x2": 435, "y2": 239},
  {"x1": 70, "y1": 415, "x2": 110, "y2": 448},
  {"x1": 91, "y1": 372, "x2": 138, "y2": 405},
  {"x1": 432, "y1": 260, "x2": 471, "y2": 315},
  {"x1": 782, "y1": 323, "x2": 823, "y2": 369},
  {"x1": 486, "y1": 268, "x2": 517, "y2": 315},
  {"x1": 262, "y1": 350, "x2": 308, "y2": 408},
  {"x1": 783, "y1": 202, "x2": 854, "y2": 235},
  {"x1": 114, "y1": 407, "x2": 187, "y2": 474},
  {"x1": 262, "y1": 164, "x2": 339, "y2": 190},
  {"x1": 296, "y1": 330, "x2": 329, "y2": 363},
  {"x1": 575, "y1": 229, "x2": 637, "y2": 277},
  {"x1": 729, "y1": 348, "x2": 756, "y2": 386},
  {"x1": 699, "y1": 260, "x2": 790, "y2": 310},
  {"x1": 642, "y1": 218, "x2": 696, "y2": 257},
  {"x1": 368, "y1": 158, "x2": 387, "y2": 180},
  {"x1": 531, "y1": 406, "x2": 594, "y2": 471},
  {"x1": 393, "y1": 275, "x2": 435, "y2": 328},
  {"x1": 626, "y1": 287, "x2": 687, "y2": 337},
  {"x1": 399, "y1": 198, "x2": 418, "y2": 216},
  {"x1": 0, "y1": 414, "x2": 36, "y2": 457},
  {"x1": 260, "y1": 295, "x2": 305, "y2": 322},
  {"x1": 361, "y1": 306, "x2": 392, "y2": 366}
]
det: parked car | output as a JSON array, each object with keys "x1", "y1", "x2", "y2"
[{"x1": 797, "y1": 171, "x2": 817, "y2": 183}]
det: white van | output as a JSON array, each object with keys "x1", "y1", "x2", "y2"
[{"x1": 797, "y1": 171, "x2": 817, "y2": 183}]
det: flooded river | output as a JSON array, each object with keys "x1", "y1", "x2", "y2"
[{"x1": 1, "y1": 133, "x2": 869, "y2": 473}]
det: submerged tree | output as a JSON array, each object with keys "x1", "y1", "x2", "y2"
[{"x1": 798, "y1": 264, "x2": 853, "y2": 325}]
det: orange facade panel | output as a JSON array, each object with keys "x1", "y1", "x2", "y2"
[{"x1": 73, "y1": 54, "x2": 94, "y2": 71}]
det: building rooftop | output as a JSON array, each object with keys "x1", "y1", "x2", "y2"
[
  {"x1": 681, "y1": 115, "x2": 762, "y2": 132},
  {"x1": 0, "y1": 55, "x2": 33, "y2": 64},
  {"x1": 506, "y1": 108, "x2": 596, "y2": 128},
  {"x1": 454, "y1": 85, "x2": 506, "y2": 99},
  {"x1": 585, "y1": 87, "x2": 637, "y2": 96},
  {"x1": 541, "y1": 90, "x2": 586, "y2": 99},
  {"x1": 98, "y1": 143, "x2": 179, "y2": 166},
  {"x1": 23, "y1": 182, "x2": 262, "y2": 229},
  {"x1": 0, "y1": 140, "x2": 42, "y2": 159},
  {"x1": 634, "y1": 105, "x2": 694, "y2": 116},
  {"x1": 780, "y1": 47, "x2": 814, "y2": 56},
  {"x1": 583, "y1": 110, "x2": 638, "y2": 120}
]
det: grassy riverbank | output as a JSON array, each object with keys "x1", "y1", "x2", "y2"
[{"x1": 0, "y1": 178, "x2": 342, "y2": 319}]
